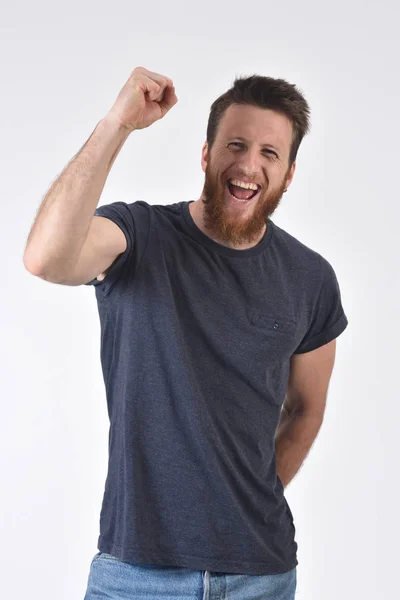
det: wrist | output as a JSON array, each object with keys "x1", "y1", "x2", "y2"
[{"x1": 102, "y1": 113, "x2": 135, "y2": 137}]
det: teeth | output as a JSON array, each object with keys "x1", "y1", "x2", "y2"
[{"x1": 229, "y1": 178, "x2": 259, "y2": 191}]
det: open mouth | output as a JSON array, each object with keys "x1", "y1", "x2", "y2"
[{"x1": 226, "y1": 180, "x2": 261, "y2": 203}]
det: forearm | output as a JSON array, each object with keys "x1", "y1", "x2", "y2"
[
  {"x1": 23, "y1": 115, "x2": 131, "y2": 280},
  {"x1": 274, "y1": 407, "x2": 323, "y2": 489}
]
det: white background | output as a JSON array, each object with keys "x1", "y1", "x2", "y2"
[{"x1": 2, "y1": 1, "x2": 399, "y2": 598}]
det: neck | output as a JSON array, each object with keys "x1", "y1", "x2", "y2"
[{"x1": 188, "y1": 198, "x2": 266, "y2": 250}]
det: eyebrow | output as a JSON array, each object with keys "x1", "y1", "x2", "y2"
[{"x1": 232, "y1": 137, "x2": 280, "y2": 153}]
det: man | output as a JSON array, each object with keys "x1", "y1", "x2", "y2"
[{"x1": 24, "y1": 67, "x2": 348, "y2": 599}]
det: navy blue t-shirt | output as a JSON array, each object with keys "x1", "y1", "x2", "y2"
[{"x1": 85, "y1": 199, "x2": 348, "y2": 575}]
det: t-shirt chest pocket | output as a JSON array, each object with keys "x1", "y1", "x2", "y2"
[{"x1": 249, "y1": 310, "x2": 298, "y2": 361}]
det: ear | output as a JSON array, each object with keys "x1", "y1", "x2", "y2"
[
  {"x1": 201, "y1": 141, "x2": 209, "y2": 173},
  {"x1": 285, "y1": 161, "x2": 296, "y2": 190}
]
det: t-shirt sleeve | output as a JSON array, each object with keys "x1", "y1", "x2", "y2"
[
  {"x1": 293, "y1": 255, "x2": 348, "y2": 354},
  {"x1": 84, "y1": 201, "x2": 137, "y2": 294}
]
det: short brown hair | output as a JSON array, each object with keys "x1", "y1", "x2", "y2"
[{"x1": 206, "y1": 74, "x2": 311, "y2": 167}]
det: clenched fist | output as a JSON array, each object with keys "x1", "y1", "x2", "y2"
[{"x1": 107, "y1": 66, "x2": 178, "y2": 132}]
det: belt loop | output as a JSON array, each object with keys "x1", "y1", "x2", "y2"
[{"x1": 202, "y1": 570, "x2": 210, "y2": 600}]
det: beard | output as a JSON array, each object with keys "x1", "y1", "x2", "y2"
[{"x1": 200, "y1": 163, "x2": 289, "y2": 248}]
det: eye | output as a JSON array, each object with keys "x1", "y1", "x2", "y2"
[{"x1": 229, "y1": 142, "x2": 277, "y2": 158}]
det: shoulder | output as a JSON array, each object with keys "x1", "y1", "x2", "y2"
[
  {"x1": 269, "y1": 219, "x2": 324, "y2": 271},
  {"x1": 268, "y1": 220, "x2": 343, "y2": 300}
]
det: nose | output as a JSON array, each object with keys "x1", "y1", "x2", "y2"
[{"x1": 236, "y1": 145, "x2": 263, "y2": 180}]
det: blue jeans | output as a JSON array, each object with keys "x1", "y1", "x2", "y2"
[{"x1": 83, "y1": 552, "x2": 297, "y2": 599}]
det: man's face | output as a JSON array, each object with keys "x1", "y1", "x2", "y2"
[{"x1": 200, "y1": 103, "x2": 296, "y2": 248}]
